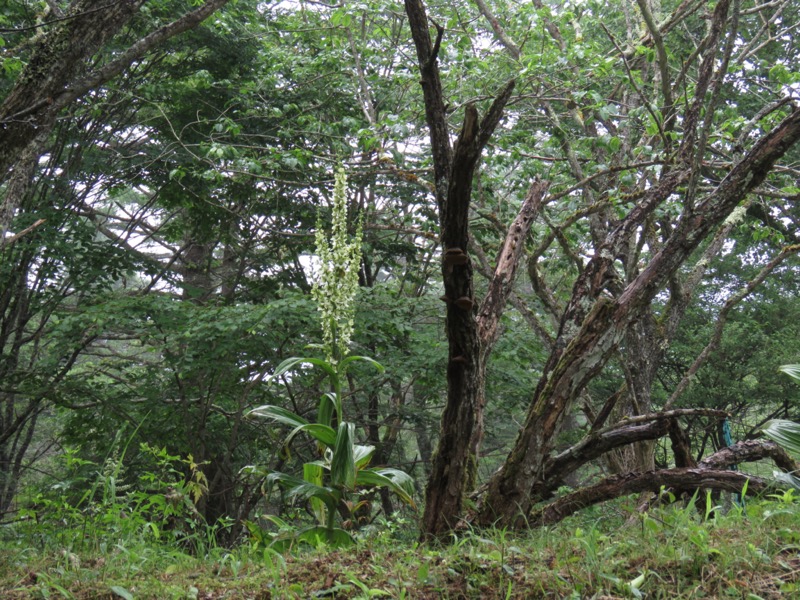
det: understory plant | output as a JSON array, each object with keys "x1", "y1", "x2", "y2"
[
  {"x1": 13, "y1": 436, "x2": 217, "y2": 555},
  {"x1": 246, "y1": 169, "x2": 415, "y2": 550},
  {"x1": 757, "y1": 365, "x2": 800, "y2": 490}
]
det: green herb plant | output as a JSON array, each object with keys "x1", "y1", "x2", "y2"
[{"x1": 246, "y1": 169, "x2": 415, "y2": 550}]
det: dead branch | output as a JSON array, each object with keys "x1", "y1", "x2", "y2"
[{"x1": 529, "y1": 468, "x2": 768, "y2": 527}]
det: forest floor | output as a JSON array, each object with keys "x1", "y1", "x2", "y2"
[{"x1": 2, "y1": 492, "x2": 800, "y2": 599}]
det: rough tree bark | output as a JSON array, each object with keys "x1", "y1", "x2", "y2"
[
  {"x1": 534, "y1": 437, "x2": 800, "y2": 527},
  {"x1": 468, "y1": 0, "x2": 800, "y2": 527},
  {"x1": 404, "y1": 0, "x2": 550, "y2": 539},
  {"x1": 406, "y1": 0, "x2": 800, "y2": 538},
  {"x1": 475, "y1": 103, "x2": 800, "y2": 527},
  {"x1": 530, "y1": 469, "x2": 768, "y2": 527}
]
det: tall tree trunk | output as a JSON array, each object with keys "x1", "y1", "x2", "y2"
[{"x1": 405, "y1": 0, "x2": 551, "y2": 539}]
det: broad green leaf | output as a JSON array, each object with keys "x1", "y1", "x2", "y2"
[
  {"x1": 248, "y1": 405, "x2": 308, "y2": 428},
  {"x1": 330, "y1": 422, "x2": 356, "y2": 489},
  {"x1": 778, "y1": 364, "x2": 800, "y2": 383},
  {"x1": 265, "y1": 471, "x2": 306, "y2": 489},
  {"x1": 356, "y1": 468, "x2": 416, "y2": 508},
  {"x1": 353, "y1": 444, "x2": 375, "y2": 469},
  {"x1": 296, "y1": 525, "x2": 354, "y2": 549},
  {"x1": 772, "y1": 471, "x2": 800, "y2": 491},
  {"x1": 248, "y1": 406, "x2": 336, "y2": 447},
  {"x1": 318, "y1": 392, "x2": 338, "y2": 428},
  {"x1": 286, "y1": 423, "x2": 336, "y2": 448},
  {"x1": 267, "y1": 471, "x2": 337, "y2": 506},
  {"x1": 338, "y1": 355, "x2": 385, "y2": 375},
  {"x1": 759, "y1": 419, "x2": 800, "y2": 455},
  {"x1": 262, "y1": 514, "x2": 290, "y2": 530},
  {"x1": 289, "y1": 483, "x2": 341, "y2": 508},
  {"x1": 109, "y1": 586, "x2": 134, "y2": 600},
  {"x1": 268, "y1": 472, "x2": 341, "y2": 514},
  {"x1": 304, "y1": 463, "x2": 327, "y2": 526},
  {"x1": 266, "y1": 356, "x2": 337, "y2": 386}
]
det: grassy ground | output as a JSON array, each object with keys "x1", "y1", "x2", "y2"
[{"x1": 2, "y1": 492, "x2": 800, "y2": 599}]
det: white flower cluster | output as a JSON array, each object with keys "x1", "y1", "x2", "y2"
[{"x1": 312, "y1": 168, "x2": 363, "y2": 364}]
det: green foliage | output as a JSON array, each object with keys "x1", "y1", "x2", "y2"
[
  {"x1": 9, "y1": 438, "x2": 222, "y2": 557},
  {"x1": 760, "y1": 419, "x2": 800, "y2": 457},
  {"x1": 779, "y1": 364, "x2": 800, "y2": 383},
  {"x1": 3, "y1": 0, "x2": 800, "y2": 562},
  {"x1": 4, "y1": 494, "x2": 800, "y2": 597},
  {"x1": 246, "y1": 353, "x2": 415, "y2": 550}
]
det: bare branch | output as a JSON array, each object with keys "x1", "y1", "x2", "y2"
[
  {"x1": 699, "y1": 439, "x2": 799, "y2": 473},
  {"x1": 477, "y1": 179, "x2": 549, "y2": 349},
  {"x1": 0, "y1": 219, "x2": 46, "y2": 249},
  {"x1": 471, "y1": 0, "x2": 521, "y2": 60},
  {"x1": 530, "y1": 469, "x2": 767, "y2": 527}
]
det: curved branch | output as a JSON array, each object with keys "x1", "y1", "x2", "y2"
[
  {"x1": 535, "y1": 420, "x2": 669, "y2": 500},
  {"x1": 530, "y1": 468, "x2": 768, "y2": 527},
  {"x1": 699, "y1": 439, "x2": 799, "y2": 473},
  {"x1": 535, "y1": 409, "x2": 728, "y2": 500},
  {"x1": 472, "y1": 0, "x2": 521, "y2": 60}
]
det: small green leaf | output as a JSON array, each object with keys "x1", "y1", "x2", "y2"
[{"x1": 110, "y1": 586, "x2": 135, "y2": 600}]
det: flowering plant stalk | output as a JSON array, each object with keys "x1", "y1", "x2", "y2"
[
  {"x1": 246, "y1": 168, "x2": 415, "y2": 550},
  {"x1": 312, "y1": 168, "x2": 363, "y2": 364}
]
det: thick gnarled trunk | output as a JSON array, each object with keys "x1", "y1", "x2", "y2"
[
  {"x1": 405, "y1": 0, "x2": 550, "y2": 539},
  {"x1": 477, "y1": 106, "x2": 800, "y2": 526},
  {"x1": 405, "y1": 0, "x2": 800, "y2": 538}
]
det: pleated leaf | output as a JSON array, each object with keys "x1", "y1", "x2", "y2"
[
  {"x1": 779, "y1": 364, "x2": 800, "y2": 383},
  {"x1": 773, "y1": 470, "x2": 800, "y2": 491},
  {"x1": 266, "y1": 356, "x2": 337, "y2": 385},
  {"x1": 330, "y1": 422, "x2": 356, "y2": 489},
  {"x1": 760, "y1": 419, "x2": 800, "y2": 455},
  {"x1": 266, "y1": 472, "x2": 339, "y2": 511},
  {"x1": 248, "y1": 404, "x2": 308, "y2": 428},
  {"x1": 248, "y1": 405, "x2": 335, "y2": 447},
  {"x1": 353, "y1": 444, "x2": 375, "y2": 469},
  {"x1": 304, "y1": 463, "x2": 327, "y2": 526},
  {"x1": 317, "y1": 392, "x2": 339, "y2": 428},
  {"x1": 286, "y1": 423, "x2": 336, "y2": 448},
  {"x1": 338, "y1": 355, "x2": 385, "y2": 375},
  {"x1": 356, "y1": 467, "x2": 416, "y2": 509}
]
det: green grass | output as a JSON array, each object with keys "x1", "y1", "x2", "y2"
[{"x1": 2, "y1": 493, "x2": 800, "y2": 599}]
